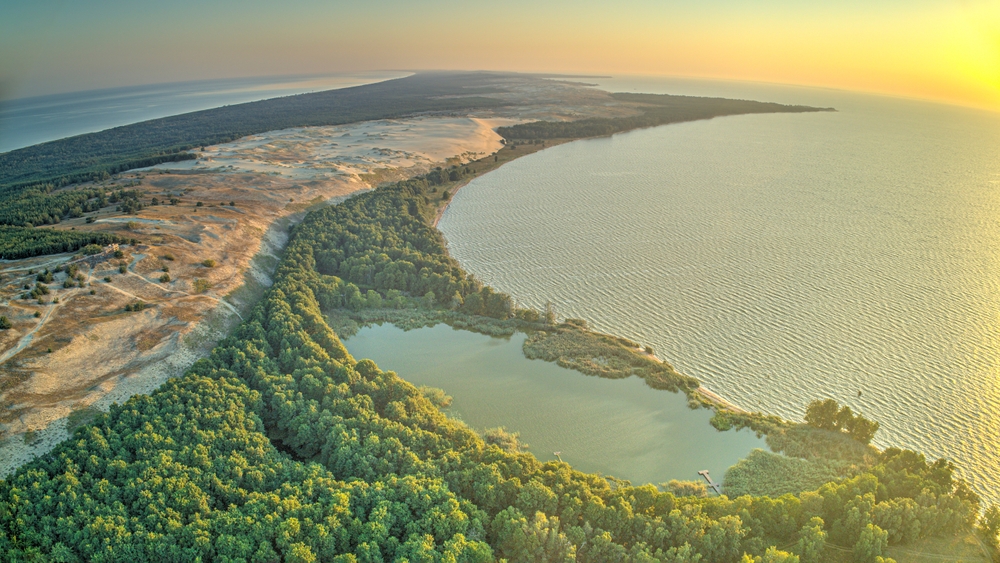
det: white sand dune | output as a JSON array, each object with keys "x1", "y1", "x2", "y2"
[{"x1": 155, "y1": 116, "x2": 519, "y2": 181}]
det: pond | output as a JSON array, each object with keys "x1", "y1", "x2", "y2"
[{"x1": 343, "y1": 323, "x2": 766, "y2": 487}]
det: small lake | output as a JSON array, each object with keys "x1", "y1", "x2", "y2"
[{"x1": 343, "y1": 323, "x2": 766, "y2": 487}]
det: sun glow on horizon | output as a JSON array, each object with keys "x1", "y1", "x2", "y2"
[{"x1": 1, "y1": 0, "x2": 998, "y2": 111}]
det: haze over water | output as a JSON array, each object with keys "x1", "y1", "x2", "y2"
[
  {"x1": 0, "y1": 71, "x2": 408, "y2": 153},
  {"x1": 440, "y1": 77, "x2": 1000, "y2": 504}
]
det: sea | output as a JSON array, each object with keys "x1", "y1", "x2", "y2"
[
  {"x1": 0, "y1": 71, "x2": 408, "y2": 153},
  {"x1": 439, "y1": 76, "x2": 1000, "y2": 505}
]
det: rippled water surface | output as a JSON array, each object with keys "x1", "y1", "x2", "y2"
[
  {"x1": 343, "y1": 323, "x2": 764, "y2": 485},
  {"x1": 439, "y1": 78, "x2": 1000, "y2": 503}
]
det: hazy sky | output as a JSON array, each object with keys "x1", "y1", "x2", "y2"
[{"x1": 2, "y1": 0, "x2": 998, "y2": 109}]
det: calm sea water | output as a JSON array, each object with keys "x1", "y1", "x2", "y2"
[
  {"x1": 0, "y1": 71, "x2": 408, "y2": 153},
  {"x1": 439, "y1": 77, "x2": 1000, "y2": 503},
  {"x1": 343, "y1": 323, "x2": 765, "y2": 485}
]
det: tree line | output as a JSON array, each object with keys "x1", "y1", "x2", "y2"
[
  {"x1": 0, "y1": 226, "x2": 130, "y2": 260},
  {"x1": 804, "y1": 399, "x2": 880, "y2": 445},
  {"x1": 0, "y1": 171, "x2": 991, "y2": 562},
  {"x1": 0, "y1": 73, "x2": 509, "y2": 196},
  {"x1": 296, "y1": 175, "x2": 519, "y2": 319},
  {"x1": 497, "y1": 93, "x2": 831, "y2": 141}
]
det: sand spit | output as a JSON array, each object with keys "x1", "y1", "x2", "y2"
[
  {"x1": 0, "y1": 75, "x2": 651, "y2": 475},
  {"x1": 155, "y1": 116, "x2": 516, "y2": 181},
  {"x1": 0, "y1": 114, "x2": 519, "y2": 476}
]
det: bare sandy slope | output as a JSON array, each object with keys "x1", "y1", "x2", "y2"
[
  {"x1": 0, "y1": 76, "x2": 640, "y2": 475},
  {"x1": 158, "y1": 117, "x2": 519, "y2": 180},
  {"x1": 0, "y1": 115, "x2": 513, "y2": 475}
]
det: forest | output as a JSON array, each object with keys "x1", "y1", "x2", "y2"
[
  {"x1": 0, "y1": 185, "x2": 143, "y2": 258},
  {"x1": 0, "y1": 73, "x2": 508, "y2": 196},
  {"x1": 496, "y1": 93, "x2": 830, "y2": 141},
  {"x1": 0, "y1": 72, "x2": 510, "y2": 261},
  {"x1": 0, "y1": 227, "x2": 130, "y2": 260},
  {"x1": 0, "y1": 170, "x2": 993, "y2": 563}
]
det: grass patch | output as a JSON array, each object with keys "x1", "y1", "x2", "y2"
[
  {"x1": 0, "y1": 362, "x2": 32, "y2": 395},
  {"x1": 884, "y1": 533, "x2": 989, "y2": 563},
  {"x1": 523, "y1": 323, "x2": 698, "y2": 392},
  {"x1": 342, "y1": 307, "x2": 527, "y2": 338},
  {"x1": 66, "y1": 406, "x2": 101, "y2": 433},
  {"x1": 723, "y1": 448, "x2": 855, "y2": 498},
  {"x1": 22, "y1": 429, "x2": 40, "y2": 446},
  {"x1": 767, "y1": 424, "x2": 878, "y2": 465},
  {"x1": 326, "y1": 309, "x2": 361, "y2": 338}
]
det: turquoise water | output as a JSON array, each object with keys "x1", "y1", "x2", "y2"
[
  {"x1": 439, "y1": 78, "x2": 1000, "y2": 503},
  {"x1": 0, "y1": 71, "x2": 407, "y2": 153},
  {"x1": 343, "y1": 323, "x2": 765, "y2": 486}
]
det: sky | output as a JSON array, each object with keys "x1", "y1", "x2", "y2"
[{"x1": 1, "y1": 0, "x2": 998, "y2": 110}]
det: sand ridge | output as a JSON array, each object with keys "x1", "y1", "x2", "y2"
[
  {"x1": 0, "y1": 114, "x2": 518, "y2": 475},
  {"x1": 0, "y1": 76, "x2": 642, "y2": 476}
]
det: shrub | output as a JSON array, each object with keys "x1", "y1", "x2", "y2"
[
  {"x1": 0, "y1": 316, "x2": 11, "y2": 329},
  {"x1": 483, "y1": 427, "x2": 527, "y2": 454},
  {"x1": 159, "y1": 273, "x2": 170, "y2": 283},
  {"x1": 723, "y1": 449, "x2": 853, "y2": 498},
  {"x1": 663, "y1": 480, "x2": 708, "y2": 497},
  {"x1": 193, "y1": 278, "x2": 212, "y2": 293},
  {"x1": 418, "y1": 386, "x2": 453, "y2": 409},
  {"x1": 202, "y1": 259, "x2": 216, "y2": 268}
]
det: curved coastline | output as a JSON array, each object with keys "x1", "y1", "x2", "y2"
[
  {"x1": 432, "y1": 93, "x2": 1000, "y2": 514},
  {"x1": 431, "y1": 135, "x2": 752, "y2": 419},
  {"x1": 1, "y1": 103, "x2": 991, "y2": 562}
]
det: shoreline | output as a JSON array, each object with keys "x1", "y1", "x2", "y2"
[
  {"x1": 0, "y1": 116, "x2": 510, "y2": 476},
  {"x1": 430, "y1": 136, "x2": 754, "y2": 419}
]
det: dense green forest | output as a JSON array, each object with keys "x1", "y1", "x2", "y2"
[
  {"x1": 0, "y1": 185, "x2": 143, "y2": 258},
  {"x1": 496, "y1": 93, "x2": 830, "y2": 141},
  {"x1": 0, "y1": 227, "x2": 131, "y2": 260},
  {"x1": 0, "y1": 171, "x2": 991, "y2": 563},
  {"x1": 0, "y1": 73, "x2": 508, "y2": 195}
]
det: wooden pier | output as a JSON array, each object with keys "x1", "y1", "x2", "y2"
[{"x1": 698, "y1": 470, "x2": 723, "y2": 495}]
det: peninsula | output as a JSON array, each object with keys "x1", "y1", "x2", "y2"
[{"x1": 0, "y1": 72, "x2": 988, "y2": 563}]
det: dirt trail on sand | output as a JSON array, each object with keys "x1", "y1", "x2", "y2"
[
  {"x1": 0, "y1": 76, "x2": 645, "y2": 476},
  {"x1": 0, "y1": 97, "x2": 589, "y2": 475}
]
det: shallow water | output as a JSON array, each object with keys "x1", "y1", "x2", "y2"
[
  {"x1": 343, "y1": 323, "x2": 765, "y2": 486},
  {"x1": 439, "y1": 78, "x2": 1000, "y2": 504}
]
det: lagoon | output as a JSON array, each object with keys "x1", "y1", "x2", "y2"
[{"x1": 343, "y1": 323, "x2": 765, "y2": 486}]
